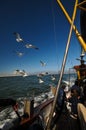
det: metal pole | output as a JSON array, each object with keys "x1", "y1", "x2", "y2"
[{"x1": 46, "y1": 0, "x2": 78, "y2": 129}]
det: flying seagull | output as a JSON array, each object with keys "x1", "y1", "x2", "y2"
[
  {"x1": 15, "y1": 51, "x2": 24, "y2": 57},
  {"x1": 13, "y1": 32, "x2": 24, "y2": 42},
  {"x1": 37, "y1": 72, "x2": 48, "y2": 77},
  {"x1": 38, "y1": 78, "x2": 44, "y2": 83},
  {"x1": 51, "y1": 75, "x2": 56, "y2": 81},
  {"x1": 25, "y1": 44, "x2": 39, "y2": 50},
  {"x1": 15, "y1": 69, "x2": 28, "y2": 77},
  {"x1": 40, "y1": 60, "x2": 46, "y2": 66}
]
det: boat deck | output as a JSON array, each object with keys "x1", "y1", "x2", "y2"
[{"x1": 52, "y1": 112, "x2": 81, "y2": 130}]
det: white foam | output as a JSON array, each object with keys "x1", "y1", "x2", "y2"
[{"x1": 0, "y1": 90, "x2": 54, "y2": 129}]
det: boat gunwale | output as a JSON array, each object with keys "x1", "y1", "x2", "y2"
[{"x1": 20, "y1": 98, "x2": 54, "y2": 125}]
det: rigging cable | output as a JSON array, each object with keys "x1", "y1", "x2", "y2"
[{"x1": 50, "y1": 0, "x2": 60, "y2": 72}]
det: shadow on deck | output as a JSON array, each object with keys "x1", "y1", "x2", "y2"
[{"x1": 52, "y1": 112, "x2": 81, "y2": 130}]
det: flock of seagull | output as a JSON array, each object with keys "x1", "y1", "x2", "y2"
[
  {"x1": 13, "y1": 32, "x2": 48, "y2": 80},
  {"x1": 13, "y1": 32, "x2": 56, "y2": 83},
  {"x1": 13, "y1": 32, "x2": 39, "y2": 50},
  {"x1": 14, "y1": 69, "x2": 56, "y2": 83},
  {"x1": 38, "y1": 74, "x2": 56, "y2": 84},
  {"x1": 15, "y1": 69, "x2": 28, "y2": 77},
  {"x1": 13, "y1": 32, "x2": 39, "y2": 57}
]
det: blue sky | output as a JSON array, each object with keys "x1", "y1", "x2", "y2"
[{"x1": 0, "y1": 0, "x2": 82, "y2": 76}]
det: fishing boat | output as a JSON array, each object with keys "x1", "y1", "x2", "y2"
[{"x1": 0, "y1": 0, "x2": 86, "y2": 130}]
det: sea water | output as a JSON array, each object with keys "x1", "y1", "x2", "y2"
[
  {"x1": 0, "y1": 74, "x2": 76, "y2": 99},
  {"x1": 0, "y1": 74, "x2": 77, "y2": 130}
]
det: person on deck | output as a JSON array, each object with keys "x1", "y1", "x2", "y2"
[
  {"x1": 51, "y1": 84, "x2": 66, "y2": 129},
  {"x1": 65, "y1": 81, "x2": 82, "y2": 130},
  {"x1": 68, "y1": 81, "x2": 82, "y2": 118},
  {"x1": 56, "y1": 84, "x2": 66, "y2": 113},
  {"x1": 71, "y1": 80, "x2": 81, "y2": 95}
]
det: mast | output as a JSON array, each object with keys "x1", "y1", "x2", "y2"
[
  {"x1": 56, "y1": 0, "x2": 86, "y2": 52},
  {"x1": 80, "y1": 0, "x2": 86, "y2": 54}
]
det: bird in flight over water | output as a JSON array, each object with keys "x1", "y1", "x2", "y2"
[
  {"x1": 25, "y1": 43, "x2": 39, "y2": 50},
  {"x1": 38, "y1": 78, "x2": 44, "y2": 83},
  {"x1": 15, "y1": 51, "x2": 24, "y2": 57},
  {"x1": 15, "y1": 69, "x2": 28, "y2": 77},
  {"x1": 13, "y1": 32, "x2": 39, "y2": 50},
  {"x1": 40, "y1": 60, "x2": 46, "y2": 66},
  {"x1": 13, "y1": 32, "x2": 24, "y2": 43}
]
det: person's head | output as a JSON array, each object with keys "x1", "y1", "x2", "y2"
[
  {"x1": 71, "y1": 89, "x2": 79, "y2": 97},
  {"x1": 61, "y1": 84, "x2": 66, "y2": 89}
]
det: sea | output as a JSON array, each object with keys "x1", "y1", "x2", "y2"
[
  {"x1": 0, "y1": 74, "x2": 77, "y2": 129},
  {"x1": 0, "y1": 74, "x2": 77, "y2": 99}
]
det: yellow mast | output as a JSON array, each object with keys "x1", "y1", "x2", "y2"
[{"x1": 57, "y1": 0, "x2": 86, "y2": 52}]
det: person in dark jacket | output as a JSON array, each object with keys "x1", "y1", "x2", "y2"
[
  {"x1": 68, "y1": 81, "x2": 82, "y2": 118},
  {"x1": 56, "y1": 85, "x2": 66, "y2": 111},
  {"x1": 51, "y1": 85, "x2": 66, "y2": 129}
]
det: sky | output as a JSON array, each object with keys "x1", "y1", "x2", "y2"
[{"x1": 0, "y1": 0, "x2": 82, "y2": 76}]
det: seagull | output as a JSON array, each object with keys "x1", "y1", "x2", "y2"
[
  {"x1": 15, "y1": 69, "x2": 28, "y2": 77},
  {"x1": 15, "y1": 51, "x2": 24, "y2": 57},
  {"x1": 37, "y1": 72, "x2": 48, "y2": 77},
  {"x1": 13, "y1": 32, "x2": 24, "y2": 42},
  {"x1": 51, "y1": 75, "x2": 56, "y2": 81},
  {"x1": 40, "y1": 60, "x2": 46, "y2": 66},
  {"x1": 38, "y1": 78, "x2": 44, "y2": 83},
  {"x1": 25, "y1": 44, "x2": 39, "y2": 50}
]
